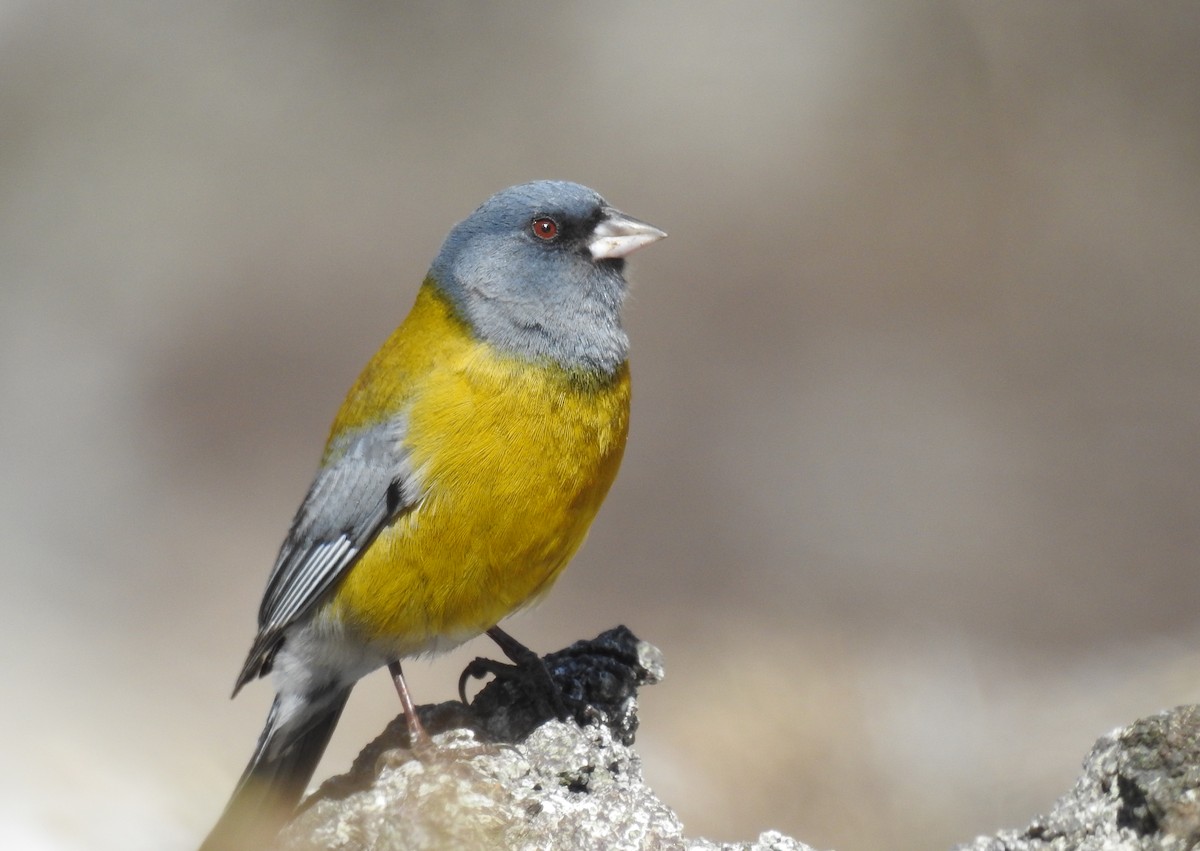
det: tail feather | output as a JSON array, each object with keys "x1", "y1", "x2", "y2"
[{"x1": 200, "y1": 687, "x2": 352, "y2": 851}]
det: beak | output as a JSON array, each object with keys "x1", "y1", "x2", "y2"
[{"x1": 588, "y1": 208, "x2": 667, "y2": 260}]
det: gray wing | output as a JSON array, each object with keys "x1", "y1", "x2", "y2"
[{"x1": 233, "y1": 417, "x2": 417, "y2": 693}]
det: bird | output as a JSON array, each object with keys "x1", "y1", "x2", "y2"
[{"x1": 199, "y1": 180, "x2": 666, "y2": 850}]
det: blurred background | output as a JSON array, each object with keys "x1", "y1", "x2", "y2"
[{"x1": 3, "y1": 3, "x2": 1200, "y2": 849}]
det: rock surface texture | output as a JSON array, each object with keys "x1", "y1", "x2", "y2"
[{"x1": 957, "y1": 705, "x2": 1200, "y2": 851}]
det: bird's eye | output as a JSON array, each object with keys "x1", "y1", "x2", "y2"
[{"x1": 531, "y1": 217, "x2": 558, "y2": 240}]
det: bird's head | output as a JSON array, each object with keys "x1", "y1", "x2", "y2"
[{"x1": 428, "y1": 180, "x2": 666, "y2": 376}]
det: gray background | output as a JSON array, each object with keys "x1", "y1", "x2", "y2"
[{"x1": 3, "y1": 3, "x2": 1200, "y2": 850}]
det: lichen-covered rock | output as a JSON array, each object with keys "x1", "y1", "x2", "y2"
[
  {"x1": 274, "y1": 627, "x2": 817, "y2": 851},
  {"x1": 278, "y1": 715, "x2": 817, "y2": 851},
  {"x1": 271, "y1": 625, "x2": 1200, "y2": 851},
  {"x1": 955, "y1": 705, "x2": 1200, "y2": 851}
]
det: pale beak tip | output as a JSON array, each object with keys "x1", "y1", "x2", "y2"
[{"x1": 588, "y1": 211, "x2": 668, "y2": 261}]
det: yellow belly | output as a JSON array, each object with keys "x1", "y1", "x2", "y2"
[{"x1": 323, "y1": 284, "x2": 630, "y2": 651}]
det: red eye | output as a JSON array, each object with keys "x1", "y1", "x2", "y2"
[{"x1": 531, "y1": 217, "x2": 558, "y2": 240}]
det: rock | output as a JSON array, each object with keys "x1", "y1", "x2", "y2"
[
  {"x1": 955, "y1": 705, "x2": 1200, "y2": 851},
  {"x1": 275, "y1": 626, "x2": 1200, "y2": 851},
  {"x1": 279, "y1": 721, "x2": 815, "y2": 851},
  {"x1": 274, "y1": 627, "x2": 817, "y2": 851}
]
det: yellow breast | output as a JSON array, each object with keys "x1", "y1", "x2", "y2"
[{"x1": 324, "y1": 283, "x2": 630, "y2": 651}]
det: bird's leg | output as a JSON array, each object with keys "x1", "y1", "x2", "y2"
[
  {"x1": 485, "y1": 625, "x2": 542, "y2": 667},
  {"x1": 388, "y1": 660, "x2": 431, "y2": 749},
  {"x1": 458, "y1": 626, "x2": 569, "y2": 720}
]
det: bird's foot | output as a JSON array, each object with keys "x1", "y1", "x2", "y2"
[{"x1": 458, "y1": 626, "x2": 569, "y2": 722}]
